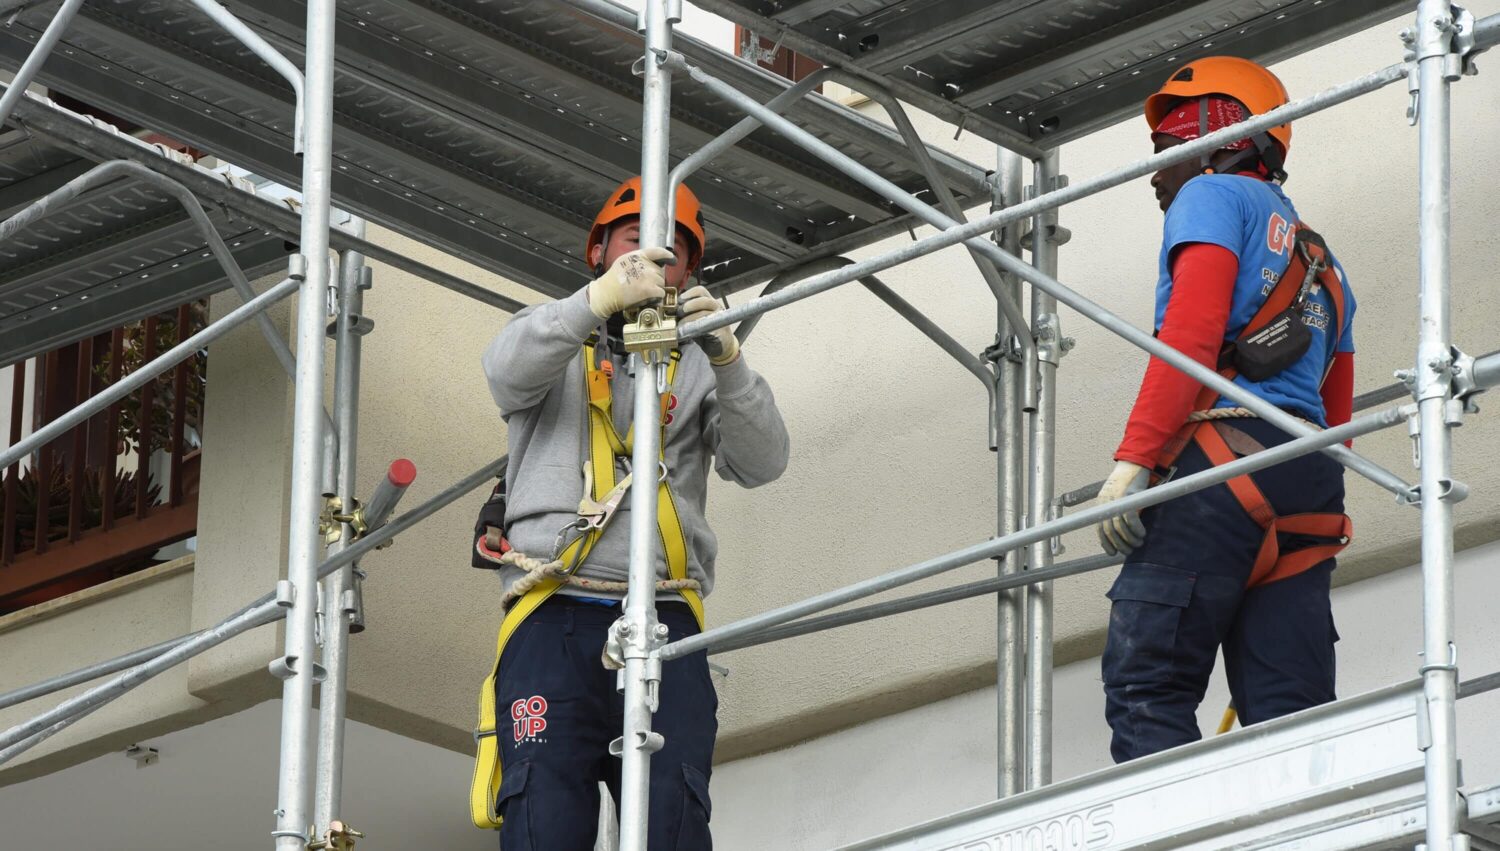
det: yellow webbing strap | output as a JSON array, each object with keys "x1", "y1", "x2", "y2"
[{"x1": 469, "y1": 344, "x2": 700, "y2": 829}]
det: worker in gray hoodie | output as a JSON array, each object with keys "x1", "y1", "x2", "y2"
[{"x1": 469, "y1": 176, "x2": 790, "y2": 850}]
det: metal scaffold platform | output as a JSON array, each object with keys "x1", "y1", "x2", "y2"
[
  {"x1": 0, "y1": 126, "x2": 289, "y2": 366},
  {"x1": 0, "y1": 0, "x2": 990, "y2": 302},
  {"x1": 691, "y1": 0, "x2": 1413, "y2": 148},
  {"x1": 0, "y1": 0, "x2": 1496, "y2": 848}
]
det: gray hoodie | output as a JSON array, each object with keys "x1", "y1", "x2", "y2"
[{"x1": 482, "y1": 287, "x2": 790, "y2": 601}]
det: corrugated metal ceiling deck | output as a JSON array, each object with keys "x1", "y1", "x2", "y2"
[
  {"x1": 0, "y1": 0, "x2": 991, "y2": 307},
  {"x1": 695, "y1": 0, "x2": 1411, "y2": 148},
  {"x1": 0, "y1": 127, "x2": 289, "y2": 368}
]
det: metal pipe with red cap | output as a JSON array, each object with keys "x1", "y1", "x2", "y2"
[{"x1": 362, "y1": 459, "x2": 417, "y2": 535}]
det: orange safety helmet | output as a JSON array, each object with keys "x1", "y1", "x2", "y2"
[
  {"x1": 585, "y1": 177, "x2": 707, "y2": 273},
  {"x1": 1145, "y1": 56, "x2": 1292, "y2": 159}
]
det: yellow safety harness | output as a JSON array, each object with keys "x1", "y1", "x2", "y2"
[{"x1": 469, "y1": 341, "x2": 704, "y2": 830}]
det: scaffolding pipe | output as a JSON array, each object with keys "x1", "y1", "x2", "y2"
[
  {"x1": 675, "y1": 60, "x2": 1412, "y2": 339},
  {"x1": 704, "y1": 356, "x2": 1499, "y2": 655},
  {"x1": 0, "y1": 0, "x2": 83, "y2": 132},
  {"x1": 661, "y1": 404, "x2": 1407, "y2": 661},
  {"x1": 858, "y1": 276, "x2": 993, "y2": 393},
  {"x1": 668, "y1": 68, "x2": 831, "y2": 187},
  {"x1": 361, "y1": 461, "x2": 416, "y2": 533},
  {"x1": 1025, "y1": 151, "x2": 1061, "y2": 790},
  {"x1": 711, "y1": 554, "x2": 1120, "y2": 657},
  {"x1": 2, "y1": 92, "x2": 526, "y2": 314},
  {"x1": 829, "y1": 70, "x2": 1038, "y2": 409},
  {"x1": 733, "y1": 256, "x2": 848, "y2": 344},
  {"x1": 0, "y1": 715, "x2": 78, "y2": 765},
  {"x1": 671, "y1": 56, "x2": 1413, "y2": 500},
  {"x1": 830, "y1": 71, "x2": 1036, "y2": 405},
  {"x1": 0, "y1": 276, "x2": 299, "y2": 470},
  {"x1": 994, "y1": 147, "x2": 1027, "y2": 798},
  {"x1": 272, "y1": 0, "x2": 335, "y2": 845},
  {"x1": 184, "y1": 0, "x2": 306, "y2": 152},
  {"x1": 0, "y1": 599, "x2": 285, "y2": 759},
  {"x1": 1413, "y1": 3, "x2": 1462, "y2": 847},
  {"x1": 0, "y1": 454, "x2": 502, "y2": 722},
  {"x1": 314, "y1": 218, "x2": 368, "y2": 833},
  {"x1": 615, "y1": 2, "x2": 677, "y2": 847},
  {"x1": 0, "y1": 152, "x2": 340, "y2": 476},
  {"x1": 1477, "y1": 349, "x2": 1500, "y2": 389},
  {"x1": 0, "y1": 635, "x2": 185, "y2": 712},
  {"x1": 1053, "y1": 347, "x2": 1500, "y2": 509}
]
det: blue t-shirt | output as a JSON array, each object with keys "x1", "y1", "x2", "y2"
[{"x1": 1156, "y1": 174, "x2": 1356, "y2": 426}]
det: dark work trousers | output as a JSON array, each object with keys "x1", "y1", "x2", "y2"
[
  {"x1": 493, "y1": 597, "x2": 717, "y2": 851},
  {"x1": 1101, "y1": 418, "x2": 1345, "y2": 763}
]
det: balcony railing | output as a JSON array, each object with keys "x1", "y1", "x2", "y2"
[{"x1": 0, "y1": 304, "x2": 205, "y2": 614}]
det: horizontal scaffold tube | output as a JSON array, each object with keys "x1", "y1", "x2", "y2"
[
  {"x1": 0, "y1": 600, "x2": 285, "y2": 760},
  {"x1": 660, "y1": 404, "x2": 1407, "y2": 660},
  {"x1": 710, "y1": 554, "x2": 1123, "y2": 656},
  {"x1": 0, "y1": 455, "x2": 505, "y2": 715},
  {"x1": 676, "y1": 60, "x2": 1410, "y2": 338},
  {"x1": 0, "y1": 277, "x2": 300, "y2": 471},
  {"x1": 674, "y1": 53, "x2": 1413, "y2": 500},
  {"x1": 1057, "y1": 348, "x2": 1500, "y2": 508}
]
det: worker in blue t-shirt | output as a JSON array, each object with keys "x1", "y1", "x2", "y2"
[{"x1": 1093, "y1": 57, "x2": 1358, "y2": 762}]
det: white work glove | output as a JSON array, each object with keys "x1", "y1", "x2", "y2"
[
  {"x1": 1096, "y1": 460, "x2": 1150, "y2": 556},
  {"x1": 678, "y1": 285, "x2": 740, "y2": 366},
  {"x1": 587, "y1": 247, "x2": 674, "y2": 319}
]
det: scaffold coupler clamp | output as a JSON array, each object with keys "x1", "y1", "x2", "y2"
[
  {"x1": 318, "y1": 495, "x2": 368, "y2": 546},
  {"x1": 623, "y1": 287, "x2": 679, "y2": 378},
  {"x1": 1033, "y1": 313, "x2": 1072, "y2": 366},
  {"x1": 307, "y1": 821, "x2": 364, "y2": 851},
  {"x1": 1403, "y1": 5, "x2": 1480, "y2": 123},
  {"x1": 1449, "y1": 345, "x2": 1484, "y2": 412}
]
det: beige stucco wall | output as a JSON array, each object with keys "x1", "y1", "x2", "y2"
[{"x1": 5, "y1": 6, "x2": 1497, "y2": 782}]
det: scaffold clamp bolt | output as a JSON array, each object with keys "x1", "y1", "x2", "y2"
[{"x1": 308, "y1": 821, "x2": 364, "y2": 851}]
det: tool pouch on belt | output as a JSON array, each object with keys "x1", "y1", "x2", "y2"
[
  {"x1": 1222, "y1": 227, "x2": 1331, "y2": 382},
  {"x1": 1230, "y1": 303, "x2": 1312, "y2": 381},
  {"x1": 471, "y1": 477, "x2": 509, "y2": 568}
]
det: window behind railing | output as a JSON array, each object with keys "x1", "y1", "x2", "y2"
[
  {"x1": 734, "y1": 26, "x2": 824, "y2": 89},
  {"x1": 0, "y1": 303, "x2": 206, "y2": 614}
]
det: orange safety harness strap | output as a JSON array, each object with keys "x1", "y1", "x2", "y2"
[{"x1": 1154, "y1": 222, "x2": 1352, "y2": 589}]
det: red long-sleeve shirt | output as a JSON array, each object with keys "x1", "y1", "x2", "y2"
[{"x1": 1114, "y1": 243, "x2": 1356, "y2": 468}]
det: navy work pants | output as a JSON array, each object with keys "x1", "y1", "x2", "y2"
[
  {"x1": 1102, "y1": 418, "x2": 1345, "y2": 763},
  {"x1": 494, "y1": 597, "x2": 717, "y2": 850}
]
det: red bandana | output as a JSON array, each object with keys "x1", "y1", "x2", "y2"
[{"x1": 1153, "y1": 96, "x2": 1254, "y2": 151}]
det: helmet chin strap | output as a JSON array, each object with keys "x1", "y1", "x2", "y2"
[{"x1": 1197, "y1": 96, "x2": 1289, "y2": 184}]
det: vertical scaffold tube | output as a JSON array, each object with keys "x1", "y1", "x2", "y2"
[
  {"x1": 272, "y1": 0, "x2": 335, "y2": 847},
  {"x1": 1413, "y1": 2, "x2": 1462, "y2": 848},
  {"x1": 314, "y1": 217, "x2": 368, "y2": 833},
  {"x1": 994, "y1": 148, "x2": 1028, "y2": 798},
  {"x1": 616, "y1": 1, "x2": 677, "y2": 849},
  {"x1": 1025, "y1": 151, "x2": 1061, "y2": 790}
]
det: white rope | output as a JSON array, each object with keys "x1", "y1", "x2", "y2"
[{"x1": 482, "y1": 545, "x2": 700, "y2": 612}]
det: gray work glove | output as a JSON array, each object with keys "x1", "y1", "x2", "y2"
[
  {"x1": 1096, "y1": 460, "x2": 1150, "y2": 556},
  {"x1": 587, "y1": 247, "x2": 674, "y2": 319},
  {"x1": 678, "y1": 285, "x2": 740, "y2": 366}
]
